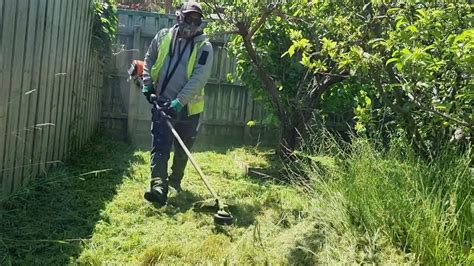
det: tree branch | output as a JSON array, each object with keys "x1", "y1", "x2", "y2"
[
  {"x1": 385, "y1": 63, "x2": 471, "y2": 129},
  {"x1": 202, "y1": 0, "x2": 285, "y2": 121},
  {"x1": 296, "y1": 69, "x2": 311, "y2": 100},
  {"x1": 245, "y1": 7, "x2": 275, "y2": 41},
  {"x1": 315, "y1": 71, "x2": 349, "y2": 78},
  {"x1": 241, "y1": 36, "x2": 286, "y2": 121},
  {"x1": 371, "y1": 66, "x2": 429, "y2": 154},
  {"x1": 202, "y1": 0, "x2": 225, "y2": 24},
  {"x1": 410, "y1": 98, "x2": 473, "y2": 129},
  {"x1": 307, "y1": 68, "x2": 347, "y2": 99},
  {"x1": 322, "y1": 71, "x2": 347, "y2": 87},
  {"x1": 207, "y1": 30, "x2": 239, "y2": 37}
]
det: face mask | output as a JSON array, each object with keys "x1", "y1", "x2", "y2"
[
  {"x1": 178, "y1": 21, "x2": 199, "y2": 39},
  {"x1": 177, "y1": 13, "x2": 201, "y2": 39}
]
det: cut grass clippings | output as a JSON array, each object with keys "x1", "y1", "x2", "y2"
[
  {"x1": 0, "y1": 136, "x2": 319, "y2": 264},
  {"x1": 3, "y1": 135, "x2": 458, "y2": 264}
]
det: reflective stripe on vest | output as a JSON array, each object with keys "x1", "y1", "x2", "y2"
[{"x1": 150, "y1": 30, "x2": 207, "y2": 116}]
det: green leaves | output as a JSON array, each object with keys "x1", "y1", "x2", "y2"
[
  {"x1": 368, "y1": 38, "x2": 388, "y2": 49},
  {"x1": 282, "y1": 44, "x2": 296, "y2": 57},
  {"x1": 385, "y1": 58, "x2": 399, "y2": 66},
  {"x1": 208, "y1": 0, "x2": 473, "y2": 154},
  {"x1": 321, "y1": 37, "x2": 337, "y2": 58},
  {"x1": 453, "y1": 29, "x2": 474, "y2": 44},
  {"x1": 287, "y1": 1, "x2": 472, "y2": 145},
  {"x1": 246, "y1": 120, "x2": 256, "y2": 127},
  {"x1": 289, "y1": 29, "x2": 303, "y2": 40},
  {"x1": 395, "y1": 15, "x2": 408, "y2": 30},
  {"x1": 282, "y1": 31, "x2": 311, "y2": 58},
  {"x1": 301, "y1": 53, "x2": 311, "y2": 67},
  {"x1": 405, "y1": 25, "x2": 418, "y2": 33},
  {"x1": 92, "y1": 0, "x2": 118, "y2": 61}
]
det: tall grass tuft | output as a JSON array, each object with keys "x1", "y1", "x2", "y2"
[
  {"x1": 290, "y1": 128, "x2": 472, "y2": 264},
  {"x1": 342, "y1": 139, "x2": 472, "y2": 264}
]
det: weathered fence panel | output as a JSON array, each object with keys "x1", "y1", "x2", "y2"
[
  {"x1": 102, "y1": 9, "x2": 276, "y2": 148},
  {"x1": 0, "y1": 0, "x2": 105, "y2": 199}
]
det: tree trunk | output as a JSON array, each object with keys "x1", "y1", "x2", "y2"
[
  {"x1": 164, "y1": 0, "x2": 172, "y2": 14},
  {"x1": 277, "y1": 109, "x2": 308, "y2": 159},
  {"x1": 279, "y1": 124, "x2": 298, "y2": 159}
]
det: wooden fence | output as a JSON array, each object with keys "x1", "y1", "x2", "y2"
[
  {"x1": 0, "y1": 0, "x2": 104, "y2": 199},
  {"x1": 102, "y1": 9, "x2": 276, "y2": 148}
]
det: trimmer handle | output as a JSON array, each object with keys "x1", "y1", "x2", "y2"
[
  {"x1": 152, "y1": 97, "x2": 177, "y2": 120},
  {"x1": 153, "y1": 102, "x2": 168, "y2": 116}
]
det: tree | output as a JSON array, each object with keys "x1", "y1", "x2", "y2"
[
  {"x1": 203, "y1": 0, "x2": 350, "y2": 157},
  {"x1": 203, "y1": 1, "x2": 473, "y2": 157}
]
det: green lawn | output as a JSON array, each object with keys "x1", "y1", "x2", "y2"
[
  {"x1": 2, "y1": 136, "x2": 469, "y2": 264},
  {"x1": 0, "y1": 137, "x2": 317, "y2": 264}
]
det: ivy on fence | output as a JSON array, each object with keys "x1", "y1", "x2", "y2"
[{"x1": 92, "y1": 0, "x2": 118, "y2": 63}]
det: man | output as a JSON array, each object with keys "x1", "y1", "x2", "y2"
[{"x1": 142, "y1": 1, "x2": 213, "y2": 206}]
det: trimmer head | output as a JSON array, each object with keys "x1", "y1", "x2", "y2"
[
  {"x1": 193, "y1": 198, "x2": 235, "y2": 225},
  {"x1": 214, "y1": 210, "x2": 234, "y2": 225}
]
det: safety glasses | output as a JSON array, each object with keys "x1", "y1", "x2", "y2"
[{"x1": 184, "y1": 15, "x2": 202, "y2": 26}]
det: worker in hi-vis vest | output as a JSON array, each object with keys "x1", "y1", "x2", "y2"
[{"x1": 142, "y1": 1, "x2": 213, "y2": 206}]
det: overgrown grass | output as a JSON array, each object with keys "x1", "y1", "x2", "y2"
[
  {"x1": 291, "y1": 133, "x2": 473, "y2": 264},
  {"x1": 1, "y1": 134, "x2": 471, "y2": 264},
  {"x1": 342, "y1": 140, "x2": 472, "y2": 264}
]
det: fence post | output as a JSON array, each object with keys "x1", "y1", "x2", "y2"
[
  {"x1": 127, "y1": 25, "x2": 142, "y2": 141},
  {"x1": 243, "y1": 92, "x2": 254, "y2": 143},
  {"x1": 133, "y1": 25, "x2": 141, "y2": 60}
]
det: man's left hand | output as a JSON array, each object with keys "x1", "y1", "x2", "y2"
[{"x1": 170, "y1": 99, "x2": 183, "y2": 112}]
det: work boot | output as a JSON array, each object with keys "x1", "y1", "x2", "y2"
[
  {"x1": 169, "y1": 179, "x2": 182, "y2": 192},
  {"x1": 144, "y1": 178, "x2": 168, "y2": 206},
  {"x1": 168, "y1": 173, "x2": 183, "y2": 192}
]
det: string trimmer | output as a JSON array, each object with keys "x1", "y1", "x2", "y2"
[{"x1": 154, "y1": 101, "x2": 234, "y2": 226}]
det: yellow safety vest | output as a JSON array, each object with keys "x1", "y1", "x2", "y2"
[{"x1": 150, "y1": 30, "x2": 207, "y2": 116}]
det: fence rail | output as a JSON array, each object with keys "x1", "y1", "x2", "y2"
[{"x1": 0, "y1": 0, "x2": 105, "y2": 199}]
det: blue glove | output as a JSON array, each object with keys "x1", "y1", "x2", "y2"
[{"x1": 170, "y1": 99, "x2": 183, "y2": 112}]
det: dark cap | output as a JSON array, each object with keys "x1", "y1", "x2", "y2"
[{"x1": 180, "y1": 1, "x2": 203, "y2": 16}]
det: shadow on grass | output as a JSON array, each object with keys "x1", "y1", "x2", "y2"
[
  {"x1": 165, "y1": 190, "x2": 204, "y2": 215},
  {"x1": 228, "y1": 202, "x2": 263, "y2": 227},
  {"x1": 193, "y1": 135, "x2": 277, "y2": 154},
  {"x1": 186, "y1": 197, "x2": 263, "y2": 228},
  {"x1": 160, "y1": 139, "x2": 278, "y2": 228},
  {"x1": 192, "y1": 141, "x2": 246, "y2": 155},
  {"x1": 165, "y1": 190, "x2": 263, "y2": 228},
  {"x1": 0, "y1": 136, "x2": 140, "y2": 265}
]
